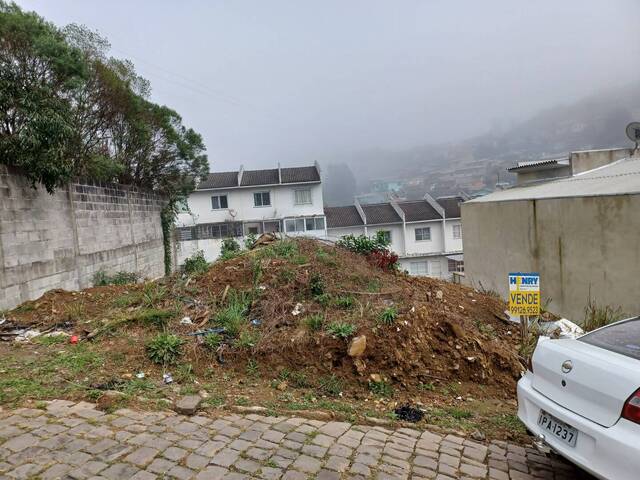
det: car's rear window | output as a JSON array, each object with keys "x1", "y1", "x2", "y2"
[{"x1": 579, "y1": 317, "x2": 640, "y2": 360}]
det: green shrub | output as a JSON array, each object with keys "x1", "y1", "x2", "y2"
[
  {"x1": 290, "y1": 371, "x2": 311, "y2": 388},
  {"x1": 369, "y1": 380, "x2": 393, "y2": 397},
  {"x1": 318, "y1": 374, "x2": 343, "y2": 396},
  {"x1": 234, "y1": 330, "x2": 259, "y2": 349},
  {"x1": 214, "y1": 290, "x2": 251, "y2": 336},
  {"x1": 204, "y1": 332, "x2": 222, "y2": 350},
  {"x1": 326, "y1": 321, "x2": 356, "y2": 339},
  {"x1": 378, "y1": 306, "x2": 398, "y2": 325},
  {"x1": 333, "y1": 295, "x2": 355, "y2": 309},
  {"x1": 146, "y1": 334, "x2": 183, "y2": 365},
  {"x1": 93, "y1": 270, "x2": 139, "y2": 287},
  {"x1": 183, "y1": 250, "x2": 209, "y2": 275},
  {"x1": 140, "y1": 283, "x2": 167, "y2": 307},
  {"x1": 309, "y1": 273, "x2": 325, "y2": 296},
  {"x1": 314, "y1": 293, "x2": 331, "y2": 307},
  {"x1": 336, "y1": 231, "x2": 390, "y2": 255},
  {"x1": 220, "y1": 237, "x2": 241, "y2": 260},
  {"x1": 305, "y1": 313, "x2": 324, "y2": 331},
  {"x1": 244, "y1": 233, "x2": 257, "y2": 250}
]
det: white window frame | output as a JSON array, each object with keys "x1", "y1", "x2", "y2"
[
  {"x1": 253, "y1": 191, "x2": 271, "y2": 207},
  {"x1": 285, "y1": 216, "x2": 326, "y2": 233},
  {"x1": 410, "y1": 261, "x2": 428, "y2": 276},
  {"x1": 414, "y1": 227, "x2": 431, "y2": 241},
  {"x1": 378, "y1": 230, "x2": 392, "y2": 244},
  {"x1": 211, "y1": 194, "x2": 228, "y2": 210},
  {"x1": 452, "y1": 224, "x2": 462, "y2": 239},
  {"x1": 294, "y1": 188, "x2": 312, "y2": 205}
]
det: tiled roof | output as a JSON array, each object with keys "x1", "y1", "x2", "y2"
[
  {"x1": 281, "y1": 166, "x2": 320, "y2": 183},
  {"x1": 324, "y1": 206, "x2": 364, "y2": 228},
  {"x1": 198, "y1": 171, "x2": 238, "y2": 189},
  {"x1": 196, "y1": 165, "x2": 320, "y2": 190},
  {"x1": 361, "y1": 203, "x2": 402, "y2": 225},
  {"x1": 398, "y1": 201, "x2": 441, "y2": 222},
  {"x1": 241, "y1": 169, "x2": 279, "y2": 186},
  {"x1": 436, "y1": 196, "x2": 463, "y2": 218}
]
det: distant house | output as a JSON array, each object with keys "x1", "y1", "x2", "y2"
[
  {"x1": 176, "y1": 163, "x2": 325, "y2": 262},
  {"x1": 325, "y1": 195, "x2": 465, "y2": 279},
  {"x1": 462, "y1": 148, "x2": 640, "y2": 321}
]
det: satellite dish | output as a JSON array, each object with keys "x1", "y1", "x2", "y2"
[
  {"x1": 625, "y1": 122, "x2": 640, "y2": 147},
  {"x1": 229, "y1": 209, "x2": 237, "y2": 218}
]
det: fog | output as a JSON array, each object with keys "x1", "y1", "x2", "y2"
[{"x1": 14, "y1": 0, "x2": 640, "y2": 171}]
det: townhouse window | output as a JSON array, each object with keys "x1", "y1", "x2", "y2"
[
  {"x1": 378, "y1": 230, "x2": 392, "y2": 243},
  {"x1": 448, "y1": 259, "x2": 464, "y2": 272},
  {"x1": 285, "y1": 218, "x2": 305, "y2": 232},
  {"x1": 452, "y1": 224, "x2": 462, "y2": 239},
  {"x1": 410, "y1": 261, "x2": 428, "y2": 276},
  {"x1": 414, "y1": 227, "x2": 431, "y2": 241},
  {"x1": 211, "y1": 195, "x2": 228, "y2": 210},
  {"x1": 305, "y1": 217, "x2": 325, "y2": 231},
  {"x1": 253, "y1": 191, "x2": 271, "y2": 207},
  {"x1": 294, "y1": 189, "x2": 312, "y2": 205}
]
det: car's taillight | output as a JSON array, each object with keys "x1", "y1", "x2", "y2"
[{"x1": 622, "y1": 389, "x2": 640, "y2": 424}]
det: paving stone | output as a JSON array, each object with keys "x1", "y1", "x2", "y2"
[
  {"x1": 211, "y1": 447, "x2": 241, "y2": 466},
  {"x1": 325, "y1": 455, "x2": 350, "y2": 472},
  {"x1": 292, "y1": 454, "x2": 322, "y2": 473},
  {"x1": 101, "y1": 462, "x2": 140, "y2": 479},
  {"x1": 186, "y1": 453, "x2": 210, "y2": 470},
  {"x1": 281, "y1": 471, "x2": 307, "y2": 480},
  {"x1": 234, "y1": 458, "x2": 261, "y2": 474},
  {"x1": 195, "y1": 466, "x2": 228, "y2": 480},
  {"x1": 168, "y1": 465, "x2": 196, "y2": 479},
  {"x1": 163, "y1": 446, "x2": 189, "y2": 461},
  {"x1": 130, "y1": 471, "x2": 157, "y2": 480},
  {"x1": 260, "y1": 466, "x2": 283, "y2": 480},
  {"x1": 148, "y1": 458, "x2": 177, "y2": 474}
]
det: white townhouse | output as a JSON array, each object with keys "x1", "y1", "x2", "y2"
[
  {"x1": 176, "y1": 163, "x2": 326, "y2": 262},
  {"x1": 324, "y1": 195, "x2": 465, "y2": 279}
]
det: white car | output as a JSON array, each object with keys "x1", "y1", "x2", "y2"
[{"x1": 517, "y1": 316, "x2": 640, "y2": 480}]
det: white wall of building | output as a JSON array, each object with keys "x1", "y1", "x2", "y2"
[
  {"x1": 398, "y1": 255, "x2": 450, "y2": 278},
  {"x1": 186, "y1": 183, "x2": 324, "y2": 225},
  {"x1": 444, "y1": 219, "x2": 463, "y2": 252},
  {"x1": 404, "y1": 220, "x2": 444, "y2": 256}
]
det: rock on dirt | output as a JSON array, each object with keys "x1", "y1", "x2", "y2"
[
  {"x1": 348, "y1": 335, "x2": 367, "y2": 357},
  {"x1": 174, "y1": 395, "x2": 202, "y2": 415}
]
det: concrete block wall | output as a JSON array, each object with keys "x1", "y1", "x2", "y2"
[{"x1": 0, "y1": 165, "x2": 167, "y2": 310}]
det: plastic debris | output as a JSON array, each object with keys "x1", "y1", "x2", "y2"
[
  {"x1": 394, "y1": 404, "x2": 424, "y2": 422},
  {"x1": 70, "y1": 335, "x2": 79, "y2": 344},
  {"x1": 180, "y1": 316, "x2": 193, "y2": 325},
  {"x1": 43, "y1": 331, "x2": 70, "y2": 338},
  {"x1": 15, "y1": 329, "x2": 41, "y2": 342},
  {"x1": 163, "y1": 373, "x2": 173, "y2": 384},
  {"x1": 291, "y1": 303, "x2": 303, "y2": 316},
  {"x1": 135, "y1": 372, "x2": 145, "y2": 379},
  {"x1": 539, "y1": 318, "x2": 584, "y2": 339},
  {"x1": 251, "y1": 319, "x2": 262, "y2": 326},
  {"x1": 188, "y1": 327, "x2": 226, "y2": 336}
]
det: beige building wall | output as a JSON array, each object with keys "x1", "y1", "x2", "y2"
[{"x1": 462, "y1": 194, "x2": 640, "y2": 322}]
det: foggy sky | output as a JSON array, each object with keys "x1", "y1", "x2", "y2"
[{"x1": 14, "y1": 0, "x2": 640, "y2": 171}]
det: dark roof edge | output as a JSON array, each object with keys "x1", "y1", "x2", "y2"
[{"x1": 196, "y1": 179, "x2": 320, "y2": 191}]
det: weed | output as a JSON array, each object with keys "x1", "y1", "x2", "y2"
[
  {"x1": 326, "y1": 321, "x2": 356, "y2": 339},
  {"x1": 474, "y1": 319, "x2": 496, "y2": 338},
  {"x1": 278, "y1": 268, "x2": 295, "y2": 284},
  {"x1": 366, "y1": 279, "x2": 381, "y2": 293},
  {"x1": 112, "y1": 292, "x2": 142, "y2": 308},
  {"x1": 250, "y1": 258, "x2": 263, "y2": 289},
  {"x1": 270, "y1": 240, "x2": 298, "y2": 258},
  {"x1": 214, "y1": 290, "x2": 251, "y2": 336},
  {"x1": 93, "y1": 270, "x2": 139, "y2": 287},
  {"x1": 291, "y1": 255, "x2": 309, "y2": 265},
  {"x1": 385, "y1": 411, "x2": 399, "y2": 421},
  {"x1": 146, "y1": 333, "x2": 183, "y2": 365},
  {"x1": 13, "y1": 303, "x2": 35, "y2": 313},
  {"x1": 204, "y1": 333, "x2": 222, "y2": 350},
  {"x1": 315, "y1": 249, "x2": 336, "y2": 266},
  {"x1": 290, "y1": 371, "x2": 311, "y2": 388},
  {"x1": 377, "y1": 306, "x2": 398, "y2": 325},
  {"x1": 583, "y1": 297, "x2": 624, "y2": 332},
  {"x1": 236, "y1": 397, "x2": 249, "y2": 406},
  {"x1": 489, "y1": 414, "x2": 527, "y2": 434},
  {"x1": 175, "y1": 363, "x2": 196, "y2": 383},
  {"x1": 369, "y1": 380, "x2": 393, "y2": 397},
  {"x1": 309, "y1": 273, "x2": 325, "y2": 296},
  {"x1": 418, "y1": 382, "x2": 436, "y2": 391},
  {"x1": 133, "y1": 308, "x2": 174, "y2": 328},
  {"x1": 183, "y1": 250, "x2": 209, "y2": 275},
  {"x1": 234, "y1": 330, "x2": 259, "y2": 349},
  {"x1": 35, "y1": 335, "x2": 68, "y2": 346},
  {"x1": 141, "y1": 283, "x2": 167, "y2": 308},
  {"x1": 305, "y1": 313, "x2": 324, "y2": 331},
  {"x1": 220, "y1": 237, "x2": 241, "y2": 260},
  {"x1": 318, "y1": 374, "x2": 343, "y2": 396},
  {"x1": 64, "y1": 302, "x2": 86, "y2": 322},
  {"x1": 53, "y1": 346, "x2": 104, "y2": 374},
  {"x1": 447, "y1": 407, "x2": 473, "y2": 419},
  {"x1": 314, "y1": 293, "x2": 331, "y2": 307},
  {"x1": 333, "y1": 295, "x2": 355, "y2": 309},
  {"x1": 203, "y1": 396, "x2": 225, "y2": 408},
  {"x1": 246, "y1": 359, "x2": 259, "y2": 377},
  {"x1": 244, "y1": 233, "x2": 257, "y2": 250}
]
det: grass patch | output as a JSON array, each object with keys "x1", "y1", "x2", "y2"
[
  {"x1": 318, "y1": 374, "x2": 343, "y2": 396},
  {"x1": 133, "y1": 308, "x2": 174, "y2": 328},
  {"x1": 146, "y1": 333, "x2": 183, "y2": 365},
  {"x1": 140, "y1": 283, "x2": 167, "y2": 308},
  {"x1": 214, "y1": 290, "x2": 251, "y2": 336},
  {"x1": 314, "y1": 293, "x2": 331, "y2": 307},
  {"x1": 309, "y1": 273, "x2": 325, "y2": 296},
  {"x1": 35, "y1": 335, "x2": 68, "y2": 346},
  {"x1": 112, "y1": 292, "x2": 142, "y2": 308},
  {"x1": 333, "y1": 295, "x2": 355, "y2": 309},
  {"x1": 93, "y1": 270, "x2": 139, "y2": 287},
  {"x1": 305, "y1": 313, "x2": 324, "y2": 331},
  {"x1": 377, "y1": 306, "x2": 398, "y2": 325},
  {"x1": 234, "y1": 330, "x2": 259, "y2": 349},
  {"x1": 204, "y1": 333, "x2": 222, "y2": 350},
  {"x1": 326, "y1": 321, "x2": 356, "y2": 339},
  {"x1": 366, "y1": 278, "x2": 381, "y2": 293},
  {"x1": 369, "y1": 380, "x2": 393, "y2": 397},
  {"x1": 246, "y1": 359, "x2": 259, "y2": 377},
  {"x1": 315, "y1": 249, "x2": 336, "y2": 266}
]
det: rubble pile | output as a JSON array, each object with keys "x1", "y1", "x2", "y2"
[{"x1": 2, "y1": 237, "x2": 523, "y2": 394}]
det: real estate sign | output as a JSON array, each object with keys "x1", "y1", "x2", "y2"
[{"x1": 508, "y1": 272, "x2": 540, "y2": 316}]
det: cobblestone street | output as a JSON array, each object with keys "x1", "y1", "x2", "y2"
[{"x1": 0, "y1": 401, "x2": 592, "y2": 480}]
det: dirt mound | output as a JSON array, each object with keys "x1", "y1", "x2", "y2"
[{"x1": 3, "y1": 237, "x2": 522, "y2": 394}]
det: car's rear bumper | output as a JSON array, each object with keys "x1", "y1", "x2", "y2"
[{"x1": 517, "y1": 373, "x2": 640, "y2": 480}]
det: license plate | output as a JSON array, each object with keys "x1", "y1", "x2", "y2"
[{"x1": 537, "y1": 410, "x2": 578, "y2": 447}]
